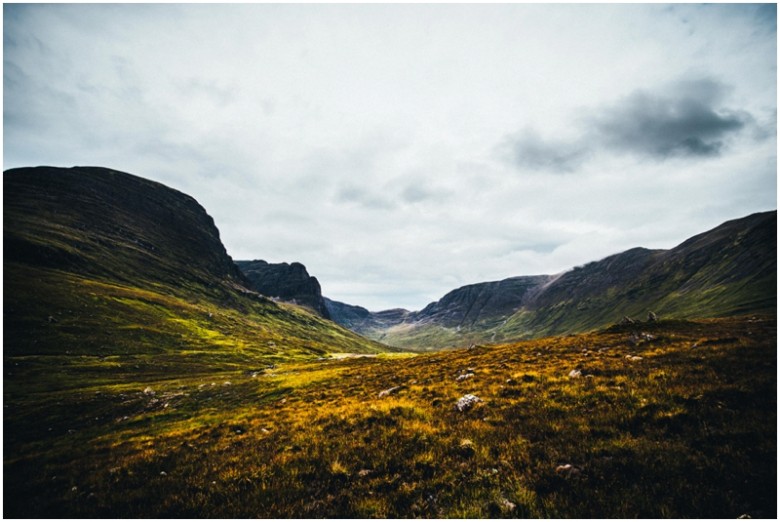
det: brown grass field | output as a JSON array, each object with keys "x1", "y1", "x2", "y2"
[{"x1": 3, "y1": 315, "x2": 776, "y2": 518}]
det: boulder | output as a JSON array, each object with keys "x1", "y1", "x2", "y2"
[{"x1": 455, "y1": 394, "x2": 482, "y2": 412}]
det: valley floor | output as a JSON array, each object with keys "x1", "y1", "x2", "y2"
[{"x1": 3, "y1": 316, "x2": 776, "y2": 518}]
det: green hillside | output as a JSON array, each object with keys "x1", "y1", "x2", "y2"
[
  {"x1": 329, "y1": 211, "x2": 776, "y2": 350},
  {"x1": 4, "y1": 167, "x2": 393, "y2": 388}
]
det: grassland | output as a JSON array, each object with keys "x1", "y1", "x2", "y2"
[{"x1": 5, "y1": 315, "x2": 775, "y2": 518}]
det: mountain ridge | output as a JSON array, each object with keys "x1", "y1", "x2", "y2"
[
  {"x1": 235, "y1": 259, "x2": 331, "y2": 319},
  {"x1": 4, "y1": 166, "x2": 392, "y2": 366},
  {"x1": 325, "y1": 210, "x2": 776, "y2": 349}
]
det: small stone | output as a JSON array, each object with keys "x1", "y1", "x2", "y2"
[
  {"x1": 455, "y1": 373, "x2": 474, "y2": 382},
  {"x1": 160, "y1": 471, "x2": 167, "y2": 476},
  {"x1": 568, "y1": 369, "x2": 582, "y2": 378},
  {"x1": 378, "y1": 385, "x2": 402, "y2": 398},
  {"x1": 555, "y1": 463, "x2": 581, "y2": 477},
  {"x1": 455, "y1": 394, "x2": 482, "y2": 412},
  {"x1": 143, "y1": 386, "x2": 155, "y2": 395}
]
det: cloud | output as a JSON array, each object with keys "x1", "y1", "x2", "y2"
[
  {"x1": 590, "y1": 79, "x2": 748, "y2": 159},
  {"x1": 501, "y1": 128, "x2": 587, "y2": 173},
  {"x1": 335, "y1": 184, "x2": 395, "y2": 211},
  {"x1": 3, "y1": 4, "x2": 775, "y2": 311},
  {"x1": 501, "y1": 77, "x2": 756, "y2": 172}
]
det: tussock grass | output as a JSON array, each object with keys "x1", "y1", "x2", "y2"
[{"x1": 4, "y1": 316, "x2": 776, "y2": 518}]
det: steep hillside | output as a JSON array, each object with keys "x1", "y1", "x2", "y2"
[
  {"x1": 516, "y1": 210, "x2": 776, "y2": 337},
  {"x1": 236, "y1": 260, "x2": 331, "y2": 319},
  {"x1": 328, "y1": 211, "x2": 776, "y2": 349},
  {"x1": 4, "y1": 166, "x2": 391, "y2": 379}
]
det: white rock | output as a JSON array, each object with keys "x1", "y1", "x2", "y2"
[
  {"x1": 378, "y1": 385, "x2": 402, "y2": 398},
  {"x1": 455, "y1": 394, "x2": 482, "y2": 412}
]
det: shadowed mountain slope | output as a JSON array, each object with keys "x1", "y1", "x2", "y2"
[
  {"x1": 235, "y1": 259, "x2": 331, "y2": 319},
  {"x1": 327, "y1": 211, "x2": 776, "y2": 349},
  {"x1": 4, "y1": 166, "x2": 391, "y2": 373}
]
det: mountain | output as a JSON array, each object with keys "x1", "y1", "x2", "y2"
[
  {"x1": 235, "y1": 259, "x2": 331, "y2": 319},
  {"x1": 4, "y1": 166, "x2": 391, "y2": 375},
  {"x1": 327, "y1": 211, "x2": 776, "y2": 349}
]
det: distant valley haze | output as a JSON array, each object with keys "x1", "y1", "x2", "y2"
[{"x1": 3, "y1": 3, "x2": 776, "y2": 311}]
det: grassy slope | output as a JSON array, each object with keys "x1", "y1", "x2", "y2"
[
  {"x1": 5, "y1": 316, "x2": 775, "y2": 518},
  {"x1": 5, "y1": 263, "x2": 391, "y2": 387},
  {"x1": 364, "y1": 213, "x2": 776, "y2": 350},
  {"x1": 4, "y1": 167, "x2": 392, "y2": 367}
]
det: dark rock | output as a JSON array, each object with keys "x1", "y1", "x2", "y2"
[{"x1": 236, "y1": 260, "x2": 331, "y2": 319}]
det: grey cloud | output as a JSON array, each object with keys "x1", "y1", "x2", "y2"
[
  {"x1": 502, "y1": 78, "x2": 755, "y2": 172},
  {"x1": 590, "y1": 79, "x2": 747, "y2": 159},
  {"x1": 503, "y1": 129, "x2": 587, "y2": 173},
  {"x1": 401, "y1": 185, "x2": 432, "y2": 203},
  {"x1": 177, "y1": 78, "x2": 234, "y2": 107},
  {"x1": 335, "y1": 184, "x2": 395, "y2": 210}
]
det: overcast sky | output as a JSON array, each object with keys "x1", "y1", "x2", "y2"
[{"x1": 4, "y1": 3, "x2": 777, "y2": 311}]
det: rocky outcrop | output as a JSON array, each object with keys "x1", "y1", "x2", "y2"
[
  {"x1": 236, "y1": 260, "x2": 330, "y2": 319},
  {"x1": 415, "y1": 275, "x2": 554, "y2": 328}
]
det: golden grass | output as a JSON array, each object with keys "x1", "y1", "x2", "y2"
[{"x1": 4, "y1": 316, "x2": 776, "y2": 518}]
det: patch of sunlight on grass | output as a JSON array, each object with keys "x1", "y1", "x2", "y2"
[{"x1": 269, "y1": 365, "x2": 347, "y2": 389}]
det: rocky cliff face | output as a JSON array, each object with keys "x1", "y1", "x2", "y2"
[
  {"x1": 4, "y1": 166, "x2": 247, "y2": 295},
  {"x1": 415, "y1": 275, "x2": 555, "y2": 328},
  {"x1": 236, "y1": 260, "x2": 331, "y2": 319}
]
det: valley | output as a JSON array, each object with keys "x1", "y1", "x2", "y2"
[
  {"x1": 3, "y1": 166, "x2": 777, "y2": 518},
  {"x1": 324, "y1": 212, "x2": 776, "y2": 350}
]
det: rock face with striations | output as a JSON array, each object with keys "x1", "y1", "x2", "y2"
[
  {"x1": 415, "y1": 275, "x2": 555, "y2": 328},
  {"x1": 236, "y1": 260, "x2": 331, "y2": 319}
]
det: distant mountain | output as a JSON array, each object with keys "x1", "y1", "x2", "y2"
[
  {"x1": 236, "y1": 260, "x2": 331, "y2": 319},
  {"x1": 4, "y1": 166, "x2": 391, "y2": 370},
  {"x1": 324, "y1": 297, "x2": 412, "y2": 337},
  {"x1": 326, "y1": 211, "x2": 776, "y2": 349}
]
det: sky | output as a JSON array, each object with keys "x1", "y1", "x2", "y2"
[{"x1": 4, "y1": 3, "x2": 777, "y2": 311}]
